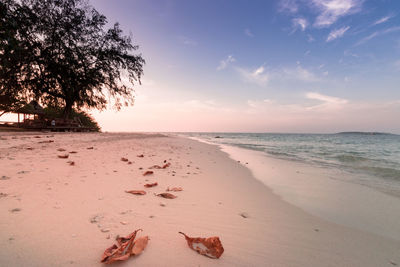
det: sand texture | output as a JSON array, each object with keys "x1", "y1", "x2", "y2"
[{"x1": 0, "y1": 132, "x2": 399, "y2": 266}]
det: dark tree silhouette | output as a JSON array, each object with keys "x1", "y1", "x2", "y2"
[{"x1": 0, "y1": 0, "x2": 144, "y2": 119}]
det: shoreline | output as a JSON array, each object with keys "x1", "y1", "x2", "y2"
[
  {"x1": 187, "y1": 134, "x2": 400, "y2": 240},
  {"x1": 218, "y1": 143, "x2": 400, "y2": 241},
  {"x1": 1, "y1": 132, "x2": 400, "y2": 266}
]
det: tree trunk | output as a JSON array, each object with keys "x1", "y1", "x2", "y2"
[{"x1": 63, "y1": 101, "x2": 73, "y2": 120}]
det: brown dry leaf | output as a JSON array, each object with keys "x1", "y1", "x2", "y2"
[
  {"x1": 144, "y1": 182, "x2": 158, "y2": 188},
  {"x1": 57, "y1": 148, "x2": 66, "y2": 152},
  {"x1": 26, "y1": 147, "x2": 34, "y2": 150},
  {"x1": 121, "y1": 157, "x2": 129, "y2": 162},
  {"x1": 131, "y1": 236, "x2": 149, "y2": 255},
  {"x1": 57, "y1": 154, "x2": 69, "y2": 159},
  {"x1": 156, "y1": 193, "x2": 177, "y2": 199},
  {"x1": 125, "y1": 190, "x2": 146, "y2": 195},
  {"x1": 167, "y1": 187, "x2": 183, "y2": 192},
  {"x1": 178, "y1": 232, "x2": 224, "y2": 259},
  {"x1": 69, "y1": 151, "x2": 78, "y2": 154},
  {"x1": 101, "y1": 229, "x2": 149, "y2": 264},
  {"x1": 162, "y1": 163, "x2": 171, "y2": 169},
  {"x1": 137, "y1": 154, "x2": 144, "y2": 158},
  {"x1": 67, "y1": 161, "x2": 75, "y2": 166},
  {"x1": 38, "y1": 140, "x2": 54, "y2": 143},
  {"x1": 87, "y1": 146, "x2": 94, "y2": 150},
  {"x1": 143, "y1": 171, "x2": 154, "y2": 176}
]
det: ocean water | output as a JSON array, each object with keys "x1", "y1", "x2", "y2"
[{"x1": 185, "y1": 132, "x2": 400, "y2": 197}]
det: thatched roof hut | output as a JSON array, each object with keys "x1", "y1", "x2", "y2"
[{"x1": 15, "y1": 101, "x2": 44, "y2": 115}]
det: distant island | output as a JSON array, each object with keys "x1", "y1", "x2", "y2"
[{"x1": 336, "y1": 132, "x2": 396, "y2": 136}]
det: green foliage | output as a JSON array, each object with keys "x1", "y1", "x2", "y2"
[
  {"x1": 1, "y1": 0, "x2": 144, "y2": 119},
  {"x1": 43, "y1": 106, "x2": 101, "y2": 132}
]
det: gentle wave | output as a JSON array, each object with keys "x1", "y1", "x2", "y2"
[
  {"x1": 335, "y1": 154, "x2": 370, "y2": 163},
  {"x1": 184, "y1": 132, "x2": 400, "y2": 195}
]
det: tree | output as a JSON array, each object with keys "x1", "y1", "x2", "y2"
[
  {"x1": 0, "y1": 0, "x2": 144, "y2": 119},
  {"x1": 0, "y1": 0, "x2": 32, "y2": 116}
]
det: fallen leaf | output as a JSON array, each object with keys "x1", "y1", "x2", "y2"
[
  {"x1": 137, "y1": 154, "x2": 144, "y2": 158},
  {"x1": 167, "y1": 187, "x2": 183, "y2": 192},
  {"x1": 131, "y1": 236, "x2": 149, "y2": 255},
  {"x1": 38, "y1": 140, "x2": 54, "y2": 143},
  {"x1": 57, "y1": 154, "x2": 69, "y2": 159},
  {"x1": 69, "y1": 151, "x2": 78, "y2": 154},
  {"x1": 87, "y1": 147, "x2": 94, "y2": 150},
  {"x1": 179, "y1": 232, "x2": 224, "y2": 259},
  {"x1": 101, "y1": 229, "x2": 148, "y2": 264},
  {"x1": 67, "y1": 161, "x2": 75, "y2": 166},
  {"x1": 121, "y1": 157, "x2": 129, "y2": 162},
  {"x1": 143, "y1": 171, "x2": 154, "y2": 176},
  {"x1": 128, "y1": 161, "x2": 133, "y2": 164},
  {"x1": 57, "y1": 148, "x2": 66, "y2": 152},
  {"x1": 26, "y1": 147, "x2": 34, "y2": 150},
  {"x1": 162, "y1": 163, "x2": 171, "y2": 169},
  {"x1": 144, "y1": 182, "x2": 158, "y2": 188},
  {"x1": 126, "y1": 190, "x2": 146, "y2": 195},
  {"x1": 156, "y1": 193, "x2": 177, "y2": 199}
]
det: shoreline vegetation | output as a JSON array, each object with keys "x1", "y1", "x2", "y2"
[{"x1": 1, "y1": 132, "x2": 399, "y2": 266}]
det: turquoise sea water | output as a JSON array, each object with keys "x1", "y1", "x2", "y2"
[{"x1": 185, "y1": 132, "x2": 400, "y2": 196}]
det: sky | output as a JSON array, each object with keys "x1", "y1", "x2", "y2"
[{"x1": 88, "y1": 0, "x2": 400, "y2": 133}]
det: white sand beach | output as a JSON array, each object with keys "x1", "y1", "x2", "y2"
[{"x1": 1, "y1": 132, "x2": 400, "y2": 266}]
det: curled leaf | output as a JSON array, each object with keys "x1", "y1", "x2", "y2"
[
  {"x1": 162, "y1": 163, "x2": 171, "y2": 169},
  {"x1": 137, "y1": 154, "x2": 144, "y2": 158},
  {"x1": 101, "y1": 229, "x2": 148, "y2": 264},
  {"x1": 126, "y1": 190, "x2": 146, "y2": 195},
  {"x1": 167, "y1": 187, "x2": 183, "y2": 192},
  {"x1": 156, "y1": 193, "x2": 177, "y2": 199},
  {"x1": 57, "y1": 154, "x2": 69, "y2": 159},
  {"x1": 131, "y1": 236, "x2": 149, "y2": 256},
  {"x1": 121, "y1": 157, "x2": 129, "y2": 162},
  {"x1": 179, "y1": 232, "x2": 224, "y2": 259},
  {"x1": 149, "y1": 163, "x2": 171, "y2": 169},
  {"x1": 143, "y1": 171, "x2": 154, "y2": 176},
  {"x1": 67, "y1": 161, "x2": 75, "y2": 166},
  {"x1": 144, "y1": 182, "x2": 158, "y2": 188}
]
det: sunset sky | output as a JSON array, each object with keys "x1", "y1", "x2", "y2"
[{"x1": 90, "y1": 0, "x2": 400, "y2": 133}]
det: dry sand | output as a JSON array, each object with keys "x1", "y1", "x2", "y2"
[{"x1": 0, "y1": 132, "x2": 399, "y2": 266}]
